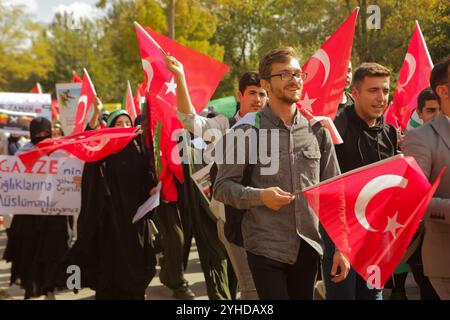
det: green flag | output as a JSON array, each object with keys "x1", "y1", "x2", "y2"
[{"x1": 203, "y1": 96, "x2": 237, "y2": 118}]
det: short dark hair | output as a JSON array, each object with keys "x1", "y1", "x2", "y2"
[
  {"x1": 206, "y1": 111, "x2": 219, "y2": 119},
  {"x1": 430, "y1": 56, "x2": 450, "y2": 104},
  {"x1": 238, "y1": 71, "x2": 261, "y2": 94},
  {"x1": 417, "y1": 87, "x2": 438, "y2": 113},
  {"x1": 259, "y1": 47, "x2": 300, "y2": 81},
  {"x1": 352, "y1": 63, "x2": 391, "y2": 88},
  {"x1": 30, "y1": 117, "x2": 52, "y2": 136}
]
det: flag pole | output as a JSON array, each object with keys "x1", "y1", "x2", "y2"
[
  {"x1": 415, "y1": 20, "x2": 434, "y2": 68},
  {"x1": 82, "y1": 68, "x2": 97, "y2": 96},
  {"x1": 301, "y1": 154, "x2": 405, "y2": 192}
]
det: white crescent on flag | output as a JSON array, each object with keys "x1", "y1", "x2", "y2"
[
  {"x1": 399, "y1": 53, "x2": 416, "y2": 88},
  {"x1": 312, "y1": 49, "x2": 331, "y2": 88},
  {"x1": 77, "y1": 95, "x2": 88, "y2": 125},
  {"x1": 142, "y1": 59, "x2": 154, "y2": 93},
  {"x1": 355, "y1": 174, "x2": 408, "y2": 232}
]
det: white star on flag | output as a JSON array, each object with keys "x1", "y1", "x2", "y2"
[
  {"x1": 165, "y1": 77, "x2": 177, "y2": 96},
  {"x1": 299, "y1": 92, "x2": 317, "y2": 110},
  {"x1": 396, "y1": 85, "x2": 405, "y2": 93},
  {"x1": 383, "y1": 212, "x2": 404, "y2": 238}
]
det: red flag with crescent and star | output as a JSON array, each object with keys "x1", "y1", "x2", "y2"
[
  {"x1": 31, "y1": 82, "x2": 43, "y2": 94},
  {"x1": 303, "y1": 155, "x2": 444, "y2": 287},
  {"x1": 133, "y1": 82, "x2": 144, "y2": 117},
  {"x1": 383, "y1": 102, "x2": 400, "y2": 129},
  {"x1": 299, "y1": 8, "x2": 359, "y2": 120},
  {"x1": 134, "y1": 22, "x2": 229, "y2": 201},
  {"x1": 72, "y1": 70, "x2": 83, "y2": 83},
  {"x1": 18, "y1": 127, "x2": 138, "y2": 169},
  {"x1": 123, "y1": 80, "x2": 137, "y2": 123},
  {"x1": 72, "y1": 68, "x2": 97, "y2": 134},
  {"x1": 389, "y1": 21, "x2": 433, "y2": 131}
]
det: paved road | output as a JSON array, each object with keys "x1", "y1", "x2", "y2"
[
  {"x1": 0, "y1": 225, "x2": 420, "y2": 300},
  {"x1": 0, "y1": 227, "x2": 208, "y2": 300}
]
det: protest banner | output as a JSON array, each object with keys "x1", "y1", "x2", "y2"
[
  {"x1": 0, "y1": 155, "x2": 83, "y2": 216},
  {"x1": 0, "y1": 93, "x2": 52, "y2": 135}
]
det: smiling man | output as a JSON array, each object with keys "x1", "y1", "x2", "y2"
[{"x1": 323, "y1": 62, "x2": 399, "y2": 300}]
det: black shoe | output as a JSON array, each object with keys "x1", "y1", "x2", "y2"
[{"x1": 172, "y1": 284, "x2": 195, "y2": 300}]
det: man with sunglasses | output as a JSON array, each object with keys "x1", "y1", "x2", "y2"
[{"x1": 213, "y1": 47, "x2": 349, "y2": 299}]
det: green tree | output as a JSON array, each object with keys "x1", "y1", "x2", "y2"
[
  {"x1": 0, "y1": 1, "x2": 53, "y2": 92},
  {"x1": 101, "y1": 0, "x2": 225, "y2": 101},
  {"x1": 44, "y1": 12, "x2": 117, "y2": 99},
  {"x1": 1, "y1": 0, "x2": 448, "y2": 102}
]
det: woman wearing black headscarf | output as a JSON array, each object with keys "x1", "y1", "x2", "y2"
[
  {"x1": 61, "y1": 110, "x2": 158, "y2": 300},
  {"x1": 3, "y1": 117, "x2": 71, "y2": 299}
]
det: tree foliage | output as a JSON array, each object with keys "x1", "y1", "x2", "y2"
[{"x1": 0, "y1": 2, "x2": 53, "y2": 91}]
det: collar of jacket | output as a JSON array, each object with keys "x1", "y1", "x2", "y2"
[{"x1": 263, "y1": 103, "x2": 302, "y2": 128}]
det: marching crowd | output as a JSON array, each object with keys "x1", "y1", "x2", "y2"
[{"x1": 0, "y1": 46, "x2": 449, "y2": 301}]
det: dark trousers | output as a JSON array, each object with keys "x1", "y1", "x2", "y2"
[
  {"x1": 246, "y1": 239, "x2": 319, "y2": 300},
  {"x1": 410, "y1": 265, "x2": 440, "y2": 300},
  {"x1": 320, "y1": 224, "x2": 382, "y2": 300},
  {"x1": 153, "y1": 201, "x2": 186, "y2": 290},
  {"x1": 408, "y1": 242, "x2": 440, "y2": 300}
]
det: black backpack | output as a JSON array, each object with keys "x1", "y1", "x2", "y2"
[
  {"x1": 208, "y1": 116, "x2": 252, "y2": 247},
  {"x1": 210, "y1": 162, "x2": 252, "y2": 247}
]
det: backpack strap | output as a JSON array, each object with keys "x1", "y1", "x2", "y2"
[
  {"x1": 311, "y1": 122, "x2": 326, "y2": 154},
  {"x1": 228, "y1": 116, "x2": 237, "y2": 128}
]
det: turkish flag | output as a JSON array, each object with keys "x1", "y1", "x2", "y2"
[
  {"x1": 299, "y1": 8, "x2": 359, "y2": 120},
  {"x1": 18, "y1": 127, "x2": 138, "y2": 169},
  {"x1": 72, "y1": 70, "x2": 83, "y2": 83},
  {"x1": 72, "y1": 68, "x2": 97, "y2": 134},
  {"x1": 133, "y1": 82, "x2": 144, "y2": 117},
  {"x1": 134, "y1": 22, "x2": 229, "y2": 200},
  {"x1": 391, "y1": 21, "x2": 433, "y2": 132},
  {"x1": 384, "y1": 102, "x2": 400, "y2": 129},
  {"x1": 31, "y1": 82, "x2": 43, "y2": 94},
  {"x1": 134, "y1": 22, "x2": 229, "y2": 134},
  {"x1": 51, "y1": 99, "x2": 60, "y2": 122},
  {"x1": 297, "y1": 105, "x2": 343, "y2": 144},
  {"x1": 303, "y1": 155, "x2": 443, "y2": 287},
  {"x1": 123, "y1": 80, "x2": 137, "y2": 122}
]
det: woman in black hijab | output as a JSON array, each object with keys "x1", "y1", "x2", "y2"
[
  {"x1": 62, "y1": 110, "x2": 158, "y2": 299},
  {"x1": 3, "y1": 117, "x2": 70, "y2": 299}
]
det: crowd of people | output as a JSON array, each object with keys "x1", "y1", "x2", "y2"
[{"x1": 0, "y1": 47, "x2": 449, "y2": 300}]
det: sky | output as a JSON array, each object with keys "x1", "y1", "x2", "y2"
[{"x1": 4, "y1": 0, "x2": 104, "y2": 23}]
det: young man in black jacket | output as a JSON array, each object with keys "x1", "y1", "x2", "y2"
[{"x1": 322, "y1": 62, "x2": 399, "y2": 300}]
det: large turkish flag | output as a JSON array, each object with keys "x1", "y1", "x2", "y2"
[{"x1": 303, "y1": 155, "x2": 443, "y2": 287}]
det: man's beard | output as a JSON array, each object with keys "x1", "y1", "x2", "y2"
[{"x1": 271, "y1": 83, "x2": 302, "y2": 104}]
